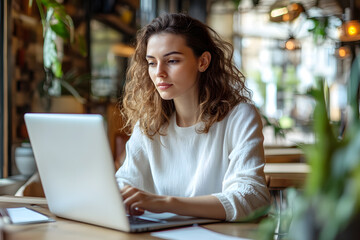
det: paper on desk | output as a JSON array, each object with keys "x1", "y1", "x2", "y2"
[
  {"x1": 2, "y1": 207, "x2": 55, "y2": 224},
  {"x1": 151, "y1": 226, "x2": 252, "y2": 240}
]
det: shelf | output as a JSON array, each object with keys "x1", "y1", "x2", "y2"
[{"x1": 94, "y1": 14, "x2": 137, "y2": 36}]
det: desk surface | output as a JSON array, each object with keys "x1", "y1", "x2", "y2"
[
  {"x1": 264, "y1": 147, "x2": 304, "y2": 163},
  {"x1": 264, "y1": 163, "x2": 309, "y2": 189},
  {"x1": 0, "y1": 196, "x2": 259, "y2": 240}
]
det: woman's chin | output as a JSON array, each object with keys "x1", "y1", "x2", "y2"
[{"x1": 158, "y1": 94, "x2": 174, "y2": 101}]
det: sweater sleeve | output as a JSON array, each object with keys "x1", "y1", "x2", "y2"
[
  {"x1": 212, "y1": 104, "x2": 270, "y2": 221},
  {"x1": 115, "y1": 124, "x2": 155, "y2": 193}
]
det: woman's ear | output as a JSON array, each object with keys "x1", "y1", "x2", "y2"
[{"x1": 198, "y1": 51, "x2": 211, "y2": 72}]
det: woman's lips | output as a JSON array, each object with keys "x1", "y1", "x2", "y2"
[{"x1": 157, "y1": 83, "x2": 173, "y2": 90}]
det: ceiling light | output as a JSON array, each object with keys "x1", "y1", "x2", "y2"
[
  {"x1": 271, "y1": 7, "x2": 288, "y2": 18},
  {"x1": 285, "y1": 37, "x2": 300, "y2": 51},
  {"x1": 340, "y1": 20, "x2": 360, "y2": 42},
  {"x1": 335, "y1": 46, "x2": 351, "y2": 59},
  {"x1": 269, "y1": 2, "x2": 305, "y2": 22}
]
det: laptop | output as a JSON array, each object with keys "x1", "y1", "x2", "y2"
[{"x1": 24, "y1": 113, "x2": 219, "y2": 232}]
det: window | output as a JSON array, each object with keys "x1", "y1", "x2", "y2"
[
  {"x1": 232, "y1": 10, "x2": 344, "y2": 146},
  {"x1": 90, "y1": 20, "x2": 127, "y2": 100}
]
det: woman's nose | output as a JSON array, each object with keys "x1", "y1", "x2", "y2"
[{"x1": 156, "y1": 63, "x2": 167, "y2": 77}]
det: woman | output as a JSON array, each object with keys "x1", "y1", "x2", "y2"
[{"x1": 116, "y1": 13, "x2": 270, "y2": 221}]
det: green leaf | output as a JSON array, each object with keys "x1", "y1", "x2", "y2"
[
  {"x1": 256, "y1": 217, "x2": 277, "y2": 240},
  {"x1": 52, "y1": 11, "x2": 74, "y2": 42},
  {"x1": 43, "y1": 29, "x2": 57, "y2": 68},
  {"x1": 52, "y1": 59, "x2": 62, "y2": 78},
  {"x1": 41, "y1": 0, "x2": 63, "y2": 8},
  {"x1": 35, "y1": 0, "x2": 87, "y2": 101},
  {"x1": 234, "y1": 205, "x2": 271, "y2": 223},
  {"x1": 50, "y1": 22, "x2": 70, "y2": 39},
  {"x1": 53, "y1": 9, "x2": 68, "y2": 21},
  {"x1": 305, "y1": 80, "x2": 339, "y2": 195}
]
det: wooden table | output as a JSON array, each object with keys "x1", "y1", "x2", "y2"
[
  {"x1": 264, "y1": 147, "x2": 304, "y2": 163},
  {"x1": 264, "y1": 163, "x2": 310, "y2": 189},
  {"x1": 264, "y1": 162, "x2": 310, "y2": 234},
  {"x1": 0, "y1": 196, "x2": 260, "y2": 240}
]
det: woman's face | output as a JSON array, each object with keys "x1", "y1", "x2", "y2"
[{"x1": 146, "y1": 33, "x2": 202, "y2": 102}]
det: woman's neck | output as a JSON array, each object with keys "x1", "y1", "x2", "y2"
[{"x1": 174, "y1": 98, "x2": 200, "y2": 127}]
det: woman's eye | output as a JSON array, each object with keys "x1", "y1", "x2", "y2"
[
  {"x1": 168, "y1": 60, "x2": 179, "y2": 64},
  {"x1": 148, "y1": 62, "x2": 156, "y2": 66}
]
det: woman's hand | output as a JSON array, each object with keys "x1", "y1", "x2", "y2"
[
  {"x1": 120, "y1": 185, "x2": 171, "y2": 216},
  {"x1": 120, "y1": 185, "x2": 226, "y2": 220}
]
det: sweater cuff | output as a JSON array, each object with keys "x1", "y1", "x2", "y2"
[{"x1": 212, "y1": 193, "x2": 235, "y2": 221}]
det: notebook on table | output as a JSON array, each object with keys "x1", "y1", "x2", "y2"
[{"x1": 24, "y1": 113, "x2": 219, "y2": 232}]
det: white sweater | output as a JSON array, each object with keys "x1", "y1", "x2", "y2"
[{"x1": 115, "y1": 103, "x2": 270, "y2": 221}]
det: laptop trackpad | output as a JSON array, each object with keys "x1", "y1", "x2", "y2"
[{"x1": 138, "y1": 212, "x2": 204, "y2": 222}]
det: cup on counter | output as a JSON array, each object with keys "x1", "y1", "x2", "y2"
[{"x1": 15, "y1": 143, "x2": 37, "y2": 177}]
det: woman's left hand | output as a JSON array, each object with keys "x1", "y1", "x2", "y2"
[
  {"x1": 120, "y1": 185, "x2": 171, "y2": 216},
  {"x1": 120, "y1": 185, "x2": 226, "y2": 220}
]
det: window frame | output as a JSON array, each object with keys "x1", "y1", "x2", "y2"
[
  {"x1": 0, "y1": 0, "x2": 5, "y2": 178},
  {"x1": 1, "y1": 0, "x2": 11, "y2": 178}
]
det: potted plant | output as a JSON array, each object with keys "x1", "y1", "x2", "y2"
[
  {"x1": 29, "y1": 0, "x2": 87, "y2": 112},
  {"x1": 257, "y1": 53, "x2": 360, "y2": 240}
]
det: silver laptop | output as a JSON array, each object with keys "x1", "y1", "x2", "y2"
[{"x1": 24, "y1": 113, "x2": 218, "y2": 232}]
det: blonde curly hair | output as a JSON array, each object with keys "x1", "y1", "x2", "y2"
[{"x1": 120, "y1": 13, "x2": 251, "y2": 138}]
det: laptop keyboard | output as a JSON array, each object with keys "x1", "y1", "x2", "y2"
[{"x1": 128, "y1": 216, "x2": 161, "y2": 225}]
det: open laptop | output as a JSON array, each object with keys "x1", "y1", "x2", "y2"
[{"x1": 24, "y1": 113, "x2": 219, "y2": 232}]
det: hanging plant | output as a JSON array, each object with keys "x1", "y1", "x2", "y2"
[
  {"x1": 29, "y1": 0, "x2": 86, "y2": 111},
  {"x1": 30, "y1": 0, "x2": 74, "y2": 78}
]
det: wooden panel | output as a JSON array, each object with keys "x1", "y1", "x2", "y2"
[{"x1": 264, "y1": 163, "x2": 310, "y2": 189}]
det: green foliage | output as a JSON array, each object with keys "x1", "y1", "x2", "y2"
[
  {"x1": 59, "y1": 70, "x2": 90, "y2": 104},
  {"x1": 30, "y1": 0, "x2": 74, "y2": 78},
  {"x1": 257, "y1": 54, "x2": 360, "y2": 239},
  {"x1": 262, "y1": 114, "x2": 288, "y2": 139},
  {"x1": 232, "y1": 0, "x2": 242, "y2": 8},
  {"x1": 296, "y1": 70, "x2": 360, "y2": 240},
  {"x1": 307, "y1": 17, "x2": 329, "y2": 45},
  {"x1": 304, "y1": 81, "x2": 339, "y2": 196},
  {"x1": 29, "y1": 0, "x2": 88, "y2": 111}
]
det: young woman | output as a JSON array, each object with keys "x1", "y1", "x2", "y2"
[{"x1": 116, "y1": 13, "x2": 270, "y2": 221}]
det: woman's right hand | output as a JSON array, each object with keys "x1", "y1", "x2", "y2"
[{"x1": 120, "y1": 185, "x2": 171, "y2": 216}]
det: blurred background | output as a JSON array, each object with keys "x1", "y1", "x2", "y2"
[{"x1": 1, "y1": 0, "x2": 359, "y2": 179}]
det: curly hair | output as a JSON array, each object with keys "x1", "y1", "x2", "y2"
[{"x1": 120, "y1": 13, "x2": 252, "y2": 138}]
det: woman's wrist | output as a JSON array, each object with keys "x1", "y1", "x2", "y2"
[
  {"x1": 163, "y1": 196, "x2": 191, "y2": 215},
  {"x1": 160, "y1": 195, "x2": 226, "y2": 220},
  {"x1": 163, "y1": 196, "x2": 177, "y2": 212}
]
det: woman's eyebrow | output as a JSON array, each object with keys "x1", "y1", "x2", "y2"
[
  {"x1": 163, "y1": 51, "x2": 183, "y2": 57},
  {"x1": 146, "y1": 51, "x2": 183, "y2": 59}
]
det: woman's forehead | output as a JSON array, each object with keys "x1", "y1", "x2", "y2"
[{"x1": 146, "y1": 33, "x2": 189, "y2": 55}]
